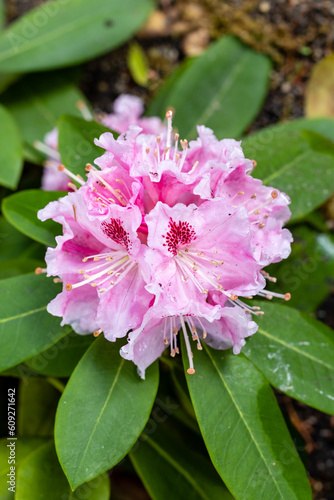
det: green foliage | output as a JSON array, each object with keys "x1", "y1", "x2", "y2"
[
  {"x1": 16, "y1": 442, "x2": 110, "y2": 500},
  {"x1": 26, "y1": 332, "x2": 95, "y2": 377},
  {"x1": 127, "y1": 42, "x2": 149, "y2": 87},
  {"x1": 266, "y1": 225, "x2": 334, "y2": 313},
  {"x1": 182, "y1": 342, "x2": 312, "y2": 500},
  {"x1": 0, "y1": 437, "x2": 47, "y2": 500},
  {"x1": 0, "y1": 71, "x2": 90, "y2": 163},
  {"x1": 242, "y1": 118, "x2": 334, "y2": 222},
  {"x1": 0, "y1": 0, "x2": 154, "y2": 72},
  {"x1": 148, "y1": 36, "x2": 271, "y2": 140},
  {"x1": 243, "y1": 302, "x2": 334, "y2": 414},
  {"x1": 130, "y1": 419, "x2": 234, "y2": 500},
  {"x1": 0, "y1": 104, "x2": 23, "y2": 189},
  {"x1": 55, "y1": 336, "x2": 159, "y2": 489},
  {"x1": 58, "y1": 115, "x2": 113, "y2": 178},
  {"x1": 18, "y1": 378, "x2": 60, "y2": 437},
  {"x1": 2, "y1": 190, "x2": 65, "y2": 246},
  {"x1": 0, "y1": 273, "x2": 70, "y2": 371}
]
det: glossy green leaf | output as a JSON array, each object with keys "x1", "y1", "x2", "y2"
[
  {"x1": 0, "y1": 216, "x2": 45, "y2": 279},
  {"x1": 242, "y1": 117, "x2": 334, "y2": 222},
  {"x1": 243, "y1": 302, "x2": 334, "y2": 414},
  {"x1": 301, "y1": 129, "x2": 334, "y2": 155},
  {"x1": 130, "y1": 421, "x2": 233, "y2": 500},
  {"x1": 2, "y1": 190, "x2": 64, "y2": 246},
  {"x1": 183, "y1": 343, "x2": 312, "y2": 500},
  {"x1": 18, "y1": 378, "x2": 60, "y2": 437},
  {"x1": 0, "y1": 216, "x2": 44, "y2": 263},
  {"x1": 0, "y1": 0, "x2": 153, "y2": 72},
  {"x1": 0, "y1": 437, "x2": 47, "y2": 500},
  {"x1": 147, "y1": 35, "x2": 271, "y2": 140},
  {"x1": 55, "y1": 336, "x2": 159, "y2": 490},
  {"x1": 58, "y1": 115, "x2": 112, "y2": 178},
  {"x1": 0, "y1": 257, "x2": 44, "y2": 279},
  {"x1": 26, "y1": 331, "x2": 94, "y2": 377},
  {"x1": 16, "y1": 441, "x2": 110, "y2": 500},
  {"x1": 0, "y1": 104, "x2": 23, "y2": 189},
  {"x1": 0, "y1": 71, "x2": 90, "y2": 163},
  {"x1": 147, "y1": 58, "x2": 194, "y2": 118},
  {"x1": 0, "y1": 363, "x2": 40, "y2": 380},
  {"x1": 0, "y1": 273, "x2": 70, "y2": 372},
  {"x1": 266, "y1": 225, "x2": 334, "y2": 312}
]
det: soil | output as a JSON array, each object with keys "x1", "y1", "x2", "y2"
[{"x1": 3, "y1": 0, "x2": 334, "y2": 498}]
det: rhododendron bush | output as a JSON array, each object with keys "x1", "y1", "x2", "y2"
[{"x1": 0, "y1": 3, "x2": 334, "y2": 500}]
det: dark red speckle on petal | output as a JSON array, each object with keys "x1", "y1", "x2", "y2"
[
  {"x1": 164, "y1": 218, "x2": 196, "y2": 255},
  {"x1": 101, "y1": 219, "x2": 131, "y2": 250}
]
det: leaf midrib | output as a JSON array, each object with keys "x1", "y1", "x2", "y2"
[
  {"x1": 185, "y1": 49, "x2": 250, "y2": 138},
  {"x1": 204, "y1": 345, "x2": 286, "y2": 499},
  {"x1": 261, "y1": 150, "x2": 309, "y2": 185},
  {"x1": 141, "y1": 433, "x2": 211, "y2": 500},
  {"x1": 0, "y1": 305, "x2": 46, "y2": 323},
  {"x1": 257, "y1": 327, "x2": 334, "y2": 371}
]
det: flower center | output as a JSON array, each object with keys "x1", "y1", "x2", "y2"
[
  {"x1": 65, "y1": 220, "x2": 135, "y2": 293},
  {"x1": 163, "y1": 218, "x2": 196, "y2": 256},
  {"x1": 101, "y1": 218, "x2": 131, "y2": 251}
]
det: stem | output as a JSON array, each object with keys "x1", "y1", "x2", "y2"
[{"x1": 46, "y1": 376, "x2": 65, "y2": 393}]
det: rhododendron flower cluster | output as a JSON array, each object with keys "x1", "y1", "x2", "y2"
[{"x1": 38, "y1": 105, "x2": 292, "y2": 378}]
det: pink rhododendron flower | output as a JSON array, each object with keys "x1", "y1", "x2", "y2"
[
  {"x1": 38, "y1": 190, "x2": 152, "y2": 341},
  {"x1": 38, "y1": 129, "x2": 70, "y2": 192},
  {"x1": 101, "y1": 94, "x2": 164, "y2": 135},
  {"x1": 39, "y1": 108, "x2": 292, "y2": 378},
  {"x1": 38, "y1": 94, "x2": 164, "y2": 192}
]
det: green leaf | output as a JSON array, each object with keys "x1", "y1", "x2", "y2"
[
  {"x1": 58, "y1": 115, "x2": 112, "y2": 178},
  {"x1": 0, "y1": 0, "x2": 5, "y2": 30},
  {"x1": 242, "y1": 117, "x2": 334, "y2": 222},
  {"x1": 0, "y1": 216, "x2": 44, "y2": 263},
  {"x1": 130, "y1": 420, "x2": 233, "y2": 500},
  {"x1": 0, "y1": 437, "x2": 47, "y2": 500},
  {"x1": 0, "y1": 273, "x2": 70, "y2": 372},
  {"x1": 147, "y1": 35, "x2": 271, "y2": 140},
  {"x1": 2, "y1": 190, "x2": 64, "y2": 246},
  {"x1": 0, "y1": 73, "x2": 20, "y2": 95},
  {"x1": 243, "y1": 302, "x2": 334, "y2": 414},
  {"x1": 182, "y1": 342, "x2": 312, "y2": 500},
  {"x1": 16, "y1": 441, "x2": 110, "y2": 500},
  {"x1": 0, "y1": 104, "x2": 23, "y2": 189},
  {"x1": 0, "y1": 257, "x2": 44, "y2": 280},
  {"x1": 0, "y1": 0, "x2": 153, "y2": 72},
  {"x1": 147, "y1": 59, "x2": 194, "y2": 118},
  {"x1": 55, "y1": 336, "x2": 159, "y2": 490},
  {"x1": 0, "y1": 363, "x2": 40, "y2": 380},
  {"x1": 301, "y1": 129, "x2": 334, "y2": 155},
  {"x1": 18, "y1": 378, "x2": 60, "y2": 437},
  {"x1": 26, "y1": 331, "x2": 95, "y2": 377},
  {"x1": 127, "y1": 42, "x2": 149, "y2": 87},
  {"x1": 0, "y1": 71, "x2": 90, "y2": 163},
  {"x1": 0, "y1": 216, "x2": 45, "y2": 279},
  {"x1": 266, "y1": 225, "x2": 334, "y2": 313}
]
